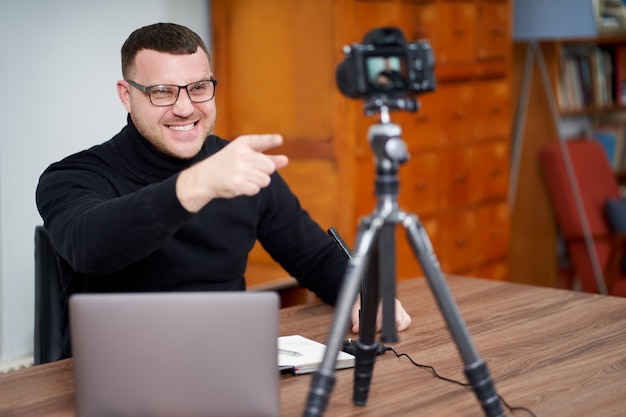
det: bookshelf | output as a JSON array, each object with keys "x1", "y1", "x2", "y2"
[
  {"x1": 555, "y1": 36, "x2": 626, "y2": 109},
  {"x1": 510, "y1": 0, "x2": 626, "y2": 290},
  {"x1": 556, "y1": 37, "x2": 626, "y2": 171}
]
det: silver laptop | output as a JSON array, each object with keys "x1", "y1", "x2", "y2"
[{"x1": 69, "y1": 291, "x2": 280, "y2": 417}]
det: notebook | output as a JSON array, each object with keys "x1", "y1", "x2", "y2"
[
  {"x1": 69, "y1": 291, "x2": 280, "y2": 417},
  {"x1": 278, "y1": 335, "x2": 355, "y2": 375}
]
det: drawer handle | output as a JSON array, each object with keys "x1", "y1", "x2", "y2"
[{"x1": 415, "y1": 181, "x2": 428, "y2": 191}]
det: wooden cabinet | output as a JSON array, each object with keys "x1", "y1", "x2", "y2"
[{"x1": 211, "y1": 0, "x2": 513, "y2": 299}]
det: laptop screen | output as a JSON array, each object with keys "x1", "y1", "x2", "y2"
[{"x1": 70, "y1": 291, "x2": 280, "y2": 417}]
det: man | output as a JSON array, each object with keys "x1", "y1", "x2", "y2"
[
  {"x1": 36, "y1": 23, "x2": 410, "y2": 357},
  {"x1": 373, "y1": 57, "x2": 405, "y2": 90}
]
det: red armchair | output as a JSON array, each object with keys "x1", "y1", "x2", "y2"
[{"x1": 539, "y1": 139, "x2": 626, "y2": 297}]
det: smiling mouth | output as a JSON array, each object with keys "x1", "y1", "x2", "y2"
[{"x1": 167, "y1": 122, "x2": 196, "y2": 132}]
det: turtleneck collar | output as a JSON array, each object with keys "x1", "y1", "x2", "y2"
[{"x1": 112, "y1": 114, "x2": 211, "y2": 182}]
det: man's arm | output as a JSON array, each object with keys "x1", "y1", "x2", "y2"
[
  {"x1": 36, "y1": 134, "x2": 288, "y2": 275},
  {"x1": 37, "y1": 171, "x2": 191, "y2": 275}
]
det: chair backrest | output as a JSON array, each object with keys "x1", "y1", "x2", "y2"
[
  {"x1": 34, "y1": 225, "x2": 67, "y2": 364},
  {"x1": 539, "y1": 139, "x2": 621, "y2": 294}
]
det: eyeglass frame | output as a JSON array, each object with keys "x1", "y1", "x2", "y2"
[{"x1": 125, "y1": 78, "x2": 217, "y2": 106}]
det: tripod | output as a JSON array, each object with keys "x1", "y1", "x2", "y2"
[{"x1": 302, "y1": 97, "x2": 504, "y2": 417}]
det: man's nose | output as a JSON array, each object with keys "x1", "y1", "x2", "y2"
[{"x1": 172, "y1": 88, "x2": 195, "y2": 116}]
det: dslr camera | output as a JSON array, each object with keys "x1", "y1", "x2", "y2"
[{"x1": 336, "y1": 27, "x2": 435, "y2": 100}]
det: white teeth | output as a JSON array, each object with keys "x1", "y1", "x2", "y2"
[{"x1": 169, "y1": 123, "x2": 194, "y2": 132}]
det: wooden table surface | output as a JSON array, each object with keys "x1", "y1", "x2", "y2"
[{"x1": 2, "y1": 276, "x2": 626, "y2": 416}]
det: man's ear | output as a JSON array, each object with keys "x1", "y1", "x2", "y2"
[{"x1": 116, "y1": 80, "x2": 132, "y2": 113}]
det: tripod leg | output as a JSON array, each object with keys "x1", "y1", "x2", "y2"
[
  {"x1": 379, "y1": 223, "x2": 398, "y2": 344},
  {"x1": 353, "y1": 230, "x2": 380, "y2": 406},
  {"x1": 403, "y1": 215, "x2": 504, "y2": 417},
  {"x1": 303, "y1": 218, "x2": 382, "y2": 417}
]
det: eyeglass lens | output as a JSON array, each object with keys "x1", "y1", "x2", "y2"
[{"x1": 150, "y1": 80, "x2": 215, "y2": 105}]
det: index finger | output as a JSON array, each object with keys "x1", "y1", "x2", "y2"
[{"x1": 240, "y1": 134, "x2": 284, "y2": 152}]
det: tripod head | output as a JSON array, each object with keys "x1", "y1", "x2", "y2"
[
  {"x1": 366, "y1": 96, "x2": 415, "y2": 186},
  {"x1": 363, "y1": 95, "x2": 419, "y2": 120}
]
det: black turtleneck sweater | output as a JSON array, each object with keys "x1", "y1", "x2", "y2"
[{"x1": 36, "y1": 117, "x2": 346, "y2": 305}]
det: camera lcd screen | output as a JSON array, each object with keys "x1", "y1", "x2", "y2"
[{"x1": 365, "y1": 55, "x2": 408, "y2": 94}]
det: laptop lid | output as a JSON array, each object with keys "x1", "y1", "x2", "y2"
[{"x1": 69, "y1": 291, "x2": 280, "y2": 417}]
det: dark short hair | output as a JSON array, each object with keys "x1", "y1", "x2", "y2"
[{"x1": 121, "y1": 23, "x2": 210, "y2": 78}]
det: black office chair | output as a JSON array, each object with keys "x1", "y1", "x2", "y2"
[{"x1": 34, "y1": 225, "x2": 67, "y2": 364}]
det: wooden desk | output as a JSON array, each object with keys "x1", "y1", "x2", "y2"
[{"x1": 2, "y1": 276, "x2": 625, "y2": 416}]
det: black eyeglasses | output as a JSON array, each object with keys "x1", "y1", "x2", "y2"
[{"x1": 126, "y1": 79, "x2": 217, "y2": 106}]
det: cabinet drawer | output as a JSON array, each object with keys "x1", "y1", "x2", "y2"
[
  {"x1": 475, "y1": 202, "x2": 510, "y2": 264},
  {"x1": 438, "y1": 209, "x2": 477, "y2": 273},
  {"x1": 397, "y1": 91, "x2": 443, "y2": 153},
  {"x1": 439, "y1": 147, "x2": 476, "y2": 209},
  {"x1": 474, "y1": 79, "x2": 511, "y2": 140},
  {"x1": 475, "y1": 140, "x2": 509, "y2": 201},
  {"x1": 437, "y1": 0, "x2": 477, "y2": 63},
  {"x1": 477, "y1": 0, "x2": 509, "y2": 60},
  {"x1": 399, "y1": 0, "x2": 439, "y2": 48},
  {"x1": 400, "y1": 151, "x2": 439, "y2": 216},
  {"x1": 438, "y1": 83, "x2": 478, "y2": 145}
]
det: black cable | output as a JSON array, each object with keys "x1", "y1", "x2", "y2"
[{"x1": 384, "y1": 347, "x2": 537, "y2": 417}]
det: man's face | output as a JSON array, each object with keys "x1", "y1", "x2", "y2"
[{"x1": 117, "y1": 48, "x2": 216, "y2": 159}]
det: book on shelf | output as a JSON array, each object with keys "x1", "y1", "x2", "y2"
[
  {"x1": 558, "y1": 44, "x2": 625, "y2": 111},
  {"x1": 561, "y1": 56, "x2": 583, "y2": 109},
  {"x1": 591, "y1": 126, "x2": 619, "y2": 166},
  {"x1": 597, "y1": 0, "x2": 626, "y2": 34},
  {"x1": 606, "y1": 44, "x2": 626, "y2": 105},
  {"x1": 590, "y1": 119, "x2": 626, "y2": 170},
  {"x1": 278, "y1": 335, "x2": 355, "y2": 375}
]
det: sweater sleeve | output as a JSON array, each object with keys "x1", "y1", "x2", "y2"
[
  {"x1": 256, "y1": 173, "x2": 347, "y2": 305},
  {"x1": 36, "y1": 163, "x2": 193, "y2": 275}
]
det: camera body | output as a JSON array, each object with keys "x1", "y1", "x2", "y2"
[{"x1": 336, "y1": 27, "x2": 436, "y2": 99}]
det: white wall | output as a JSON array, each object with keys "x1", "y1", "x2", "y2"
[{"x1": 0, "y1": 0, "x2": 211, "y2": 361}]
